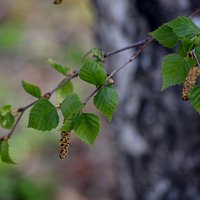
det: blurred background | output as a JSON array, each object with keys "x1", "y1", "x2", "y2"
[
  {"x1": 0, "y1": 0, "x2": 116, "y2": 200},
  {"x1": 1, "y1": 0, "x2": 200, "y2": 200}
]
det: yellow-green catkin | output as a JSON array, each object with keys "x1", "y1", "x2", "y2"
[
  {"x1": 182, "y1": 67, "x2": 200, "y2": 101},
  {"x1": 59, "y1": 131, "x2": 71, "y2": 159}
]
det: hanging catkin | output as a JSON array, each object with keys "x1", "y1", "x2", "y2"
[
  {"x1": 59, "y1": 131, "x2": 71, "y2": 159},
  {"x1": 182, "y1": 66, "x2": 200, "y2": 101}
]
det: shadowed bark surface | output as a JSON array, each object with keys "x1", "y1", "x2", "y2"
[{"x1": 93, "y1": 0, "x2": 200, "y2": 199}]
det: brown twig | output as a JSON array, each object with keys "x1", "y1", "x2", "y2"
[
  {"x1": 189, "y1": 7, "x2": 200, "y2": 18},
  {"x1": 82, "y1": 37, "x2": 154, "y2": 106},
  {"x1": 82, "y1": 85, "x2": 102, "y2": 105},
  {"x1": 104, "y1": 37, "x2": 150, "y2": 58},
  {"x1": 106, "y1": 37, "x2": 154, "y2": 82},
  {"x1": 0, "y1": 71, "x2": 78, "y2": 141}
]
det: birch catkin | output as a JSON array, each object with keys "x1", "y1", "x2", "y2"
[
  {"x1": 182, "y1": 67, "x2": 200, "y2": 101},
  {"x1": 59, "y1": 131, "x2": 71, "y2": 159}
]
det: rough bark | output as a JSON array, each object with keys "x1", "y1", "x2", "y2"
[{"x1": 93, "y1": 0, "x2": 200, "y2": 199}]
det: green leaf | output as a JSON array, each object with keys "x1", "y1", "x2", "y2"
[
  {"x1": 79, "y1": 60, "x2": 107, "y2": 85},
  {"x1": 0, "y1": 141, "x2": 15, "y2": 164},
  {"x1": 74, "y1": 113, "x2": 100, "y2": 147},
  {"x1": 56, "y1": 80, "x2": 74, "y2": 103},
  {"x1": 28, "y1": 98, "x2": 59, "y2": 131},
  {"x1": 162, "y1": 54, "x2": 194, "y2": 90},
  {"x1": 149, "y1": 25, "x2": 178, "y2": 48},
  {"x1": 0, "y1": 105, "x2": 15, "y2": 129},
  {"x1": 194, "y1": 45, "x2": 200, "y2": 60},
  {"x1": 93, "y1": 86, "x2": 119, "y2": 121},
  {"x1": 48, "y1": 59, "x2": 70, "y2": 75},
  {"x1": 91, "y1": 48, "x2": 105, "y2": 62},
  {"x1": 167, "y1": 16, "x2": 200, "y2": 39},
  {"x1": 60, "y1": 93, "x2": 83, "y2": 118},
  {"x1": 60, "y1": 111, "x2": 81, "y2": 132},
  {"x1": 22, "y1": 80, "x2": 41, "y2": 98},
  {"x1": 178, "y1": 39, "x2": 194, "y2": 57},
  {"x1": 83, "y1": 48, "x2": 105, "y2": 62},
  {"x1": 189, "y1": 86, "x2": 200, "y2": 113}
]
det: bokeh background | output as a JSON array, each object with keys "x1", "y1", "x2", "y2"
[
  {"x1": 0, "y1": 0, "x2": 116, "y2": 200},
  {"x1": 2, "y1": 0, "x2": 200, "y2": 200}
]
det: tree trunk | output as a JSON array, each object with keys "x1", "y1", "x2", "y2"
[{"x1": 93, "y1": 0, "x2": 200, "y2": 199}]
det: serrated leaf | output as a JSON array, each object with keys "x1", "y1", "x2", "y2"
[
  {"x1": 79, "y1": 60, "x2": 107, "y2": 85},
  {"x1": 22, "y1": 80, "x2": 41, "y2": 98},
  {"x1": 74, "y1": 113, "x2": 100, "y2": 147},
  {"x1": 60, "y1": 111, "x2": 81, "y2": 132},
  {"x1": 56, "y1": 80, "x2": 74, "y2": 103},
  {"x1": 60, "y1": 93, "x2": 83, "y2": 118},
  {"x1": 162, "y1": 54, "x2": 194, "y2": 90},
  {"x1": 0, "y1": 141, "x2": 15, "y2": 164},
  {"x1": 149, "y1": 25, "x2": 178, "y2": 48},
  {"x1": 48, "y1": 59, "x2": 70, "y2": 75},
  {"x1": 0, "y1": 105, "x2": 15, "y2": 129},
  {"x1": 28, "y1": 98, "x2": 59, "y2": 131},
  {"x1": 93, "y1": 86, "x2": 119, "y2": 121},
  {"x1": 189, "y1": 86, "x2": 200, "y2": 113},
  {"x1": 178, "y1": 39, "x2": 194, "y2": 57},
  {"x1": 167, "y1": 16, "x2": 200, "y2": 39}
]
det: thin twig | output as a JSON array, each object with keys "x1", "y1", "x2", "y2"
[
  {"x1": 189, "y1": 7, "x2": 200, "y2": 18},
  {"x1": 49, "y1": 71, "x2": 78, "y2": 95},
  {"x1": 191, "y1": 49, "x2": 200, "y2": 67},
  {"x1": 106, "y1": 37, "x2": 154, "y2": 82},
  {"x1": 82, "y1": 85, "x2": 102, "y2": 105},
  {"x1": 6, "y1": 111, "x2": 24, "y2": 140},
  {"x1": 82, "y1": 37, "x2": 154, "y2": 106},
  {"x1": 104, "y1": 37, "x2": 150, "y2": 58},
  {"x1": 0, "y1": 71, "x2": 78, "y2": 141}
]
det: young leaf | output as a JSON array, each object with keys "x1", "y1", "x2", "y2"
[
  {"x1": 178, "y1": 39, "x2": 194, "y2": 57},
  {"x1": 60, "y1": 93, "x2": 83, "y2": 118},
  {"x1": 60, "y1": 111, "x2": 81, "y2": 132},
  {"x1": 91, "y1": 48, "x2": 105, "y2": 62},
  {"x1": 149, "y1": 25, "x2": 178, "y2": 48},
  {"x1": 0, "y1": 141, "x2": 15, "y2": 164},
  {"x1": 48, "y1": 59, "x2": 70, "y2": 75},
  {"x1": 93, "y1": 86, "x2": 119, "y2": 121},
  {"x1": 167, "y1": 16, "x2": 200, "y2": 39},
  {"x1": 22, "y1": 80, "x2": 41, "y2": 98},
  {"x1": 162, "y1": 54, "x2": 194, "y2": 90},
  {"x1": 83, "y1": 48, "x2": 105, "y2": 62},
  {"x1": 74, "y1": 113, "x2": 100, "y2": 147},
  {"x1": 79, "y1": 60, "x2": 107, "y2": 85},
  {"x1": 28, "y1": 98, "x2": 59, "y2": 131},
  {"x1": 56, "y1": 80, "x2": 74, "y2": 103},
  {"x1": 0, "y1": 105, "x2": 15, "y2": 129},
  {"x1": 189, "y1": 86, "x2": 200, "y2": 113}
]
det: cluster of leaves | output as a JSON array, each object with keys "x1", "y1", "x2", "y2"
[
  {"x1": 150, "y1": 16, "x2": 200, "y2": 112},
  {"x1": 1, "y1": 16, "x2": 200, "y2": 164},
  {"x1": 0, "y1": 49, "x2": 119, "y2": 163}
]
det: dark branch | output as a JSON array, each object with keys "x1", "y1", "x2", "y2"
[
  {"x1": 0, "y1": 71, "x2": 78, "y2": 141},
  {"x1": 104, "y1": 37, "x2": 150, "y2": 58}
]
